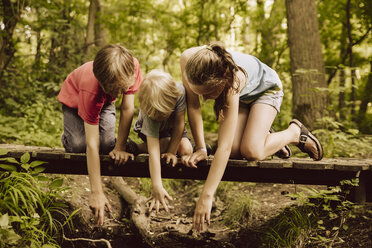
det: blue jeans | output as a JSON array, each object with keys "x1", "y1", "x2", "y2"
[{"x1": 61, "y1": 104, "x2": 116, "y2": 154}]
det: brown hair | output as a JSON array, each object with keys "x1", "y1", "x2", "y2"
[
  {"x1": 138, "y1": 69, "x2": 181, "y2": 121},
  {"x1": 93, "y1": 44, "x2": 134, "y2": 95},
  {"x1": 185, "y1": 41, "x2": 239, "y2": 120}
]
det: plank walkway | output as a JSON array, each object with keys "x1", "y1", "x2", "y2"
[{"x1": 1, "y1": 144, "x2": 371, "y2": 202}]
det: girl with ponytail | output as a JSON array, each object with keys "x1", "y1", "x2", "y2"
[{"x1": 180, "y1": 41, "x2": 323, "y2": 232}]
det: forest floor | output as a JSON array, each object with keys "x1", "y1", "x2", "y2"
[{"x1": 59, "y1": 174, "x2": 372, "y2": 248}]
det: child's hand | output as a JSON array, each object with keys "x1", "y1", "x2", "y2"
[
  {"x1": 149, "y1": 186, "x2": 173, "y2": 213},
  {"x1": 181, "y1": 150, "x2": 208, "y2": 168},
  {"x1": 161, "y1": 153, "x2": 178, "y2": 167},
  {"x1": 109, "y1": 149, "x2": 134, "y2": 165},
  {"x1": 89, "y1": 192, "x2": 112, "y2": 225},
  {"x1": 193, "y1": 194, "x2": 213, "y2": 232}
]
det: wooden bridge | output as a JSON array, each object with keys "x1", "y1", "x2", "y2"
[{"x1": 1, "y1": 144, "x2": 371, "y2": 202}]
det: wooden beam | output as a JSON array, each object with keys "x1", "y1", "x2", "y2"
[
  {"x1": 1, "y1": 145, "x2": 371, "y2": 186},
  {"x1": 1, "y1": 144, "x2": 371, "y2": 202}
]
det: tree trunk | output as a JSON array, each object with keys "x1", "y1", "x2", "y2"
[
  {"x1": 94, "y1": 0, "x2": 108, "y2": 48},
  {"x1": 285, "y1": 0, "x2": 328, "y2": 129},
  {"x1": 196, "y1": 0, "x2": 206, "y2": 45},
  {"x1": 49, "y1": 38, "x2": 56, "y2": 66},
  {"x1": 85, "y1": 0, "x2": 98, "y2": 55},
  {"x1": 357, "y1": 59, "x2": 372, "y2": 125},
  {"x1": 338, "y1": 23, "x2": 348, "y2": 121},
  {"x1": 85, "y1": 0, "x2": 107, "y2": 56},
  {"x1": 48, "y1": 2, "x2": 71, "y2": 69},
  {"x1": 259, "y1": 0, "x2": 286, "y2": 68},
  {"x1": 34, "y1": 8, "x2": 42, "y2": 68},
  {"x1": 339, "y1": 68, "x2": 346, "y2": 120},
  {"x1": 0, "y1": 0, "x2": 22, "y2": 79},
  {"x1": 346, "y1": 0, "x2": 357, "y2": 121}
]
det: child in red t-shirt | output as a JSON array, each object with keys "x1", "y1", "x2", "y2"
[{"x1": 58, "y1": 44, "x2": 143, "y2": 225}]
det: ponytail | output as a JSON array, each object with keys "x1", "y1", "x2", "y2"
[
  {"x1": 185, "y1": 41, "x2": 240, "y2": 120},
  {"x1": 209, "y1": 42, "x2": 239, "y2": 120}
]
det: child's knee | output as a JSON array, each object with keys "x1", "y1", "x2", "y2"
[
  {"x1": 240, "y1": 144, "x2": 265, "y2": 161},
  {"x1": 100, "y1": 136, "x2": 115, "y2": 154},
  {"x1": 63, "y1": 135, "x2": 86, "y2": 153},
  {"x1": 178, "y1": 139, "x2": 193, "y2": 156},
  {"x1": 230, "y1": 144, "x2": 241, "y2": 158}
]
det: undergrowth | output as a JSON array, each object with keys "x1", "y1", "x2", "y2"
[
  {"x1": 0, "y1": 148, "x2": 78, "y2": 248},
  {"x1": 261, "y1": 179, "x2": 359, "y2": 248},
  {"x1": 216, "y1": 181, "x2": 258, "y2": 228}
]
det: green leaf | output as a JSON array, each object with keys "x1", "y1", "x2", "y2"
[
  {"x1": 36, "y1": 175, "x2": 51, "y2": 181},
  {"x1": 32, "y1": 166, "x2": 46, "y2": 174},
  {"x1": 49, "y1": 178, "x2": 64, "y2": 189},
  {"x1": 0, "y1": 164, "x2": 17, "y2": 171},
  {"x1": 42, "y1": 245, "x2": 58, "y2": 248},
  {"x1": 0, "y1": 213, "x2": 9, "y2": 228},
  {"x1": 21, "y1": 163, "x2": 30, "y2": 170},
  {"x1": 0, "y1": 157, "x2": 20, "y2": 164},
  {"x1": 30, "y1": 160, "x2": 47, "y2": 167},
  {"x1": 20, "y1": 153, "x2": 30, "y2": 164},
  {"x1": 2, "y1": 229, "x2": 21, "y2": 244},
  {"x1": 0, "y1": 148, "x2": 8, "y2": 156}
]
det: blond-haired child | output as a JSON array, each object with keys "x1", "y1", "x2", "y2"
[
  {"x1": 58, "y1": 44, "x2": 143, "y2": 225},
  {"x1": 133, "y1": 69, "x2": 193, "y2": 213}
]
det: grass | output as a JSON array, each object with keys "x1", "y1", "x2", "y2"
[
  {"x1": 222, "y1": 194, "x2": 258, "y2": 228},
  {"x1": 262, "y1": 205, "x2": 317, "y2": 248},
  {"x1": 0, "y1": 149, "x2": 78, "y2": 248},
  {"x1": 260, "y1": 181, "x2": 359, "y2": 248}
]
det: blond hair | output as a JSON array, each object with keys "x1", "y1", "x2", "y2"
[
  {"x1": 185, "y1": 41, "x2": 239, "y2": 120},
  {"x1": 138, "y1": 69, "x2": 181, "y2": 121},
  {"x1": 93, "y1": 44, "x2": 134, "y2": 95}
]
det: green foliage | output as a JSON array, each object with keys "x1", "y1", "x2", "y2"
[
  {"x1": 201, "y1": 100, "x2": 220, "y2": 133},
  {"x1": 0, "y1": 99, "x2": 62, "y2": 147},
  {"x1": 222, "y1": 194, "x2": 257, "y2": 228},
  {"x1": 263, "y1": 206, "x2": 316, "y2": 248},
  {"x1": 216, "y1": 181, "x2": 258, "y2": 228},
  {"x1": 313, "y1": 117, "x2": 372, "y2": 158},
  {"x1": 138, "y1": 178, "x2": 152, "y2": 197},
  {"x1": 262, "y1": 180, "x2": 359, "y2": 248},
  {"x1": 0, "y1": 150, "x2": 77, "y2": 248}
]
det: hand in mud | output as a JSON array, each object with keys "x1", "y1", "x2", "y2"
[
  {"x1": 148, "y1": 186, "x2": 173, "y2": 214},
  {"x1": 109, "y1": 148, "x2": 134, "y2": 166},
  {"x1": 193, "y1": 194, "x2": 213, "y2": 232},
  {"x1": 89, "y1": 192, "x2": 112, "y2": 225},
  {"x1": 181, "y1": 149, "x2": 208, "y2": 168},
  {"x1": 161, "y1": 152, "x2": 177, "y2": 167}
]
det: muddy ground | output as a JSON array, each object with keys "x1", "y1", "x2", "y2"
[{"x1": 58, "y1": 175, "x2": 372, "y2": 248}]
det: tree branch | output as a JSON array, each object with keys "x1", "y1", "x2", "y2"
[{"x1": 63, "y1": 235, "x2": 112, "y2": 248}]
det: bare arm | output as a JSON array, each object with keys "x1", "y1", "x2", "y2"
[
  {"x1": 193, "y1": 92, "x2": 240, "y2": 231},
  {"x1": 147, "y1": 136, "x2": 173, "y2": 213},
  {"x1": 110, "y1": 94, "x2": 135, "y2": 165},
  {"x1": 85, "y1": 122, "x2": 112, "y2": 225},
  {"x1": 180, "y1": 48, "x2": 208, "y2": 167},
  {"x1": 161, "y1": 110, "x2": 185, "y2": 167},
  {"x1": 166, "y1": 110, "x2": 185, "y2": 155}
]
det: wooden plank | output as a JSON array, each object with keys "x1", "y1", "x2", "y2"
[
  {"x1": 0, "y1": 144, "x2": 369, "y2": 185},
  {"x1": 259, "y1": 159, "x2": 293, "y2": 169},
  {"x1": 333, "y1": 161, "x2": 370, "y2": 171},
  {"x1": 292, "y1": 159, "x2": 334, "y2": 170}
]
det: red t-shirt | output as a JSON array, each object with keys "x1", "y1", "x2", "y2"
[{"x1": 58, "y1": 58, "x2": 143, "y2": 125}]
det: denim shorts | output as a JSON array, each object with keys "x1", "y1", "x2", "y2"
[{"x1": 61, "y1": 103, "x2": 116, "y2": 154}]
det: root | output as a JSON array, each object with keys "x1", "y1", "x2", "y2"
[
  {"x1": 110, "y1": 177, "x2": 152, "y2": 245},
  {"x1": 63, "y1": 235, "x2": 112, "y2": 248}
]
